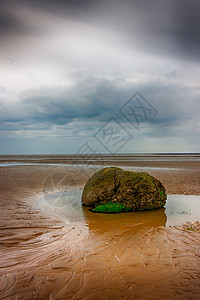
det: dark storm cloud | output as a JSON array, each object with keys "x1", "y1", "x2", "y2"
[
  {"x1": 114, "y1": 0, "x2": 200, "y2": 61},
  {"x1": 0, "y1": 8, "x2": 26, "y2": 35},
  {"x1": 1, "y1": 0, "x2": 200, "y2": 61},
  {"x1": 159, "y1": 0, "x2": 200, "y2": 60},
  {"x1": 0, "y1": 78, "x2": 122, "y2": 126},
  {"x1": 0, "y1": 0, "x2": 100, "y2": 22},
  {"x1": 0, "y1": 77, "x2": 198, "y2": 135},
  {"x1": 1, "y1": 0, "x2": 199, "y2": 61},
  {"x1": 0, "y1": 2, "x2": 48, "y2": 36},
  {"x1": 29, "y1": 0, "x2": 200, "y2": 61},
  {"x1": 26, "y1": 0, "x2": 98, "y2": 12}
]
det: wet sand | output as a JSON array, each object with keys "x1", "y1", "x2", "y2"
[{"x1": 0, "y1": 157, "x2": 200, "y2": 299}]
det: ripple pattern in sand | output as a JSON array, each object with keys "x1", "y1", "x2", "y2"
[{"x1": 0, "y1": 191, "x2": 200, "y2": 299}]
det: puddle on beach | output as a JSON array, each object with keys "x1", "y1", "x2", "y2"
[{"x1": 39, "y1": 190, "x2": 200, "y2": 228}]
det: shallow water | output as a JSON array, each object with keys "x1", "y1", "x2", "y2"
[
  {"x1": 1, "y1": 192, "x2": 200, "y2": 299},
  {"x1": 39, "y1": 191, "x2": 200, "y2": 227},
  {"x1": 0, "y1": 163, "x2": 184, "y2": 172}
]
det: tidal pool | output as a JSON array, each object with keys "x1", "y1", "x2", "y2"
[{"x1": 39, "y1": 190, "x2": 200, "y2": 228}]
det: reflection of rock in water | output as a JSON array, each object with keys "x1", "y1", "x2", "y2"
[
  {"x1": 82, "y1": 206, "x2": 167, "y2": 237},
  {"x1": 39, "y1": 190, "x2": 167, "y2": 233}
]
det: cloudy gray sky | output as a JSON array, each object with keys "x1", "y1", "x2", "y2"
[{"x1": 0, "y1": 0, "x2": 200, "y2": 154}]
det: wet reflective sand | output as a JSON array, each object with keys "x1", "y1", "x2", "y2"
[{"x1": 0, "y1": 163, "x2": 200, "y2": 299}]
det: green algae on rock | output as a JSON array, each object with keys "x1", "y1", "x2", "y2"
[
  {"x1": 82, "y1": 167, "x2": 167, "y2": 213},
  {"x1": 93, "y1": 202, "x2": 132, "y2": 213}
]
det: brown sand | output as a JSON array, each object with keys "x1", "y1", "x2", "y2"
[{"x1": 0, "y1": 161, "x2": 200, "y2": 299}]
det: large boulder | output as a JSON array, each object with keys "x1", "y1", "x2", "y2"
[{"x1": 82, "y1": 167, "x2": 167, "y2": 213}]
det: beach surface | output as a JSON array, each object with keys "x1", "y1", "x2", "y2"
[{"x1": 0, "y1": 155, "x2": 200, "y2": 299}]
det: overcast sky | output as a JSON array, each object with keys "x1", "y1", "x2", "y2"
[{"x1": 0, "y1": 0, "x2": 200, "y2": 154}]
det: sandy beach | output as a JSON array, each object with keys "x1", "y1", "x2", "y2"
[{"x1": 0, "y1": 156, "x2": 200, "y2": 299}]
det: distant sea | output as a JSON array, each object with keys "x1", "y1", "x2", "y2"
[{"x1": 0, "y1": 153, "x2": 200, "y2": 167}]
